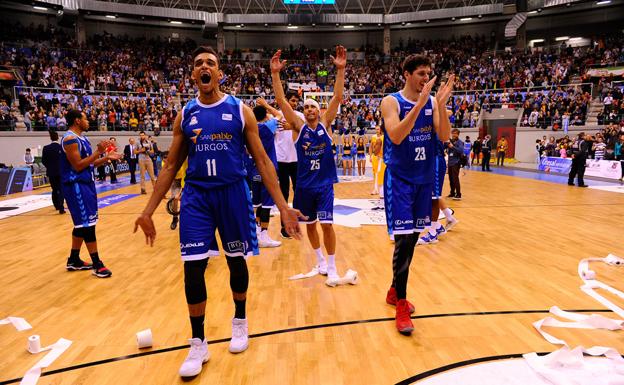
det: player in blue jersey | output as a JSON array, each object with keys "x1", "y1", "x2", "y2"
[
  {"x1": 380, "y1": 54, "x2": 455, "y2": 335},
  {"x1": 134, "y1": 46, "x2": 304, "y2": 379},
  {"x1": 270, "y1": 46, "x2": 346, "y2": 287},
  {"x1": 251, "y1": 102, "x2": 283, "y2": 248},
  {"x1": 61, "y1": 109, "x2": 120, "y2": 278}
]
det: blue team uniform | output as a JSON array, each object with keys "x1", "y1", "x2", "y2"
[
  {"x1": 384, "y1": 92, "x2": 437, "y2": 235},
  {"x1": 293, "y1": 123, "x2": 338, "y2": 223},
  {"x1": 433, "y1": 140, "x2": 447, "y2": 199},
  {"x1": 179, "y1": 95, "x2": 258, "y2": 260},
  {"x1": 61, "y1": 130, "x2": 98, "y2": 228},
  {"x1": 252, "y1": 118, "x2": 279, "y2": 209}
]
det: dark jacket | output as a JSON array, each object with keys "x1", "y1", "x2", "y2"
[
  {"x1": 481, "y1": 139, "x2": 492, "y2": 153},
  {"x1": 124, "y1": 144, "x2": 135, "y2": 161},
  {"x1": 447, "y1": 139, "x2": 465, "y2": 167},
  {"x1": 472, "y1": 140, "x2": 482, "y2": 153},
  {"x1": 41, "y1": 142, "x2": 62, "y2": 177}
]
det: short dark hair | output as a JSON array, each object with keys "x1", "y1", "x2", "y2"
[
  {"x1": 49, "y1": 130, "x2": 59, "y2": 141},
  {"x1": 26, "y1": 148, "x2": 31, "y2": 152},
  {"x1": 139, "y1": 130, "x2": 146, "y2": 135},
  {"x1": 402, "y1": 54, "x2": 432, "y2": 75},
  {"x1": 253, "y1": 105, "x2": 267, "y2": 122},
  {"x1": 191, "y1": 46, "x2": 220, "y2": 67},
  {"x1": 286, "y1": 90, "x2": 300, "y2": 101},
  {"x1": 452, "y1": 128, "x2": 460, "y2": 134},
  {"x1": 66, "y1": 109, "x2": 83, "y2": 127}
]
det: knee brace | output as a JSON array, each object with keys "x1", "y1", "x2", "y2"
[
  {"x1": 82, "y1": 226, "x2": 97, "y2": 243},
  {"x1": 226, "y1": 257, "x2": 249, "y2": 293},
  {"x1": 184, "y1": 259, "x2": 208, "y2": 304},
  {"x1": 72, "y1": 227, "x2": 82, "y2": 238}
]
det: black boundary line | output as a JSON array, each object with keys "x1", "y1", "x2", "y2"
[
  {"x1": 395, "y1": 352, "x2": 551, "y2": 385},
  {"x1": 0, "y1": 308, "x2": 610, "y2": 384},
  {"x1": 398, "y1": 349, "x2": 624, "y2": 384}
]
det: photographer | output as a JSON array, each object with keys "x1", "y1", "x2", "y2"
[{"x1": 136, "y1": 130, "x2": 156, "y2": 194}]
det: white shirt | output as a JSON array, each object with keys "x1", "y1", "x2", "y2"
[{"x1": 275, "y1": 110, "x2": 305, "y2": 163}]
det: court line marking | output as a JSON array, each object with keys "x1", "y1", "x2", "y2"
[
  {"x1": 395, "y1": 352, "x2": 552, "y2": 385},
  {"x1": 0, "y1": 308, "x2": 611, "y2": 384}
]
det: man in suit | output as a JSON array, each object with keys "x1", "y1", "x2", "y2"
[
  {"x1": 124, "y1": 138, "x2": 138, "y2": 184},
  {"x1": 568, "y1": 132, "x2": 590, "y2": 187},
  {"x1": 481, "y1": 135, "x2": 492, "y2": 171},
  {"x1": 41, "y1": 130, "x2": 65, "y2": 214}
]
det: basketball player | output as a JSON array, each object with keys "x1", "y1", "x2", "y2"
[
  {"x1": 252, "y1": 103, "x2": 282, "y2": 247},
  {"x1": 270, "y1": 46, "x2": 346, "y2": 285},
  {"x1": 134, "y1": 46, "x2": 304, "y2": 378},
  {"x1": 380, "y1": 54, "x2": 454, "y2": 334},
  {"x1": 61, "y1": 109, "x2": 120, "y2": 278}
]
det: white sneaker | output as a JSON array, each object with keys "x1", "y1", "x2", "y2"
[
  {"x1": 446, "y1": 219, "x2": 459, "y2": 232},
  {"x1": 258, "y1": 231, "x2": 281, "y2": 248},
  {"x1": 325, "y1": 271, "x2": 341, "y2": 287},
  {"x1": 229, "y1": 318, "x2": 249, "y2": 353},
  {"x1": 179, "y1": 338, "x2": 210, "y2": 377},
  {"x1": 316, "y1": 260, "x2": 328, "y2": 275}
]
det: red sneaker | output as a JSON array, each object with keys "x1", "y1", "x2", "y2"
[
  {"x1": 395, "y1": 299, "x2": 414, "y2": 335},
  {"x1": 386, "y1": 287, "x2": 415, "y2": 313}
]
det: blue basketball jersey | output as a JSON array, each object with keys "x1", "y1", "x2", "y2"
[
  {"x1": 182, "y1": 95, "x2": 247, "y2": 189},
  {"x1": 463, "y1": 141, "x2": 472, "y2": 155},
  {"x1": 383, "y1": 92, "x2": 437, "y2": 184},
  {"x1": 436, "y1": 139, "x2": 445, "y2": 158},
  {"x1": 295, "y1": 123, "x2": 338, "y2": 189},
  {"x1": 60, "y1": 130, "x2": 94, "y2": 184},
  {"x1": 252, "y1": 118, "x2": 278, "y2": 176}
]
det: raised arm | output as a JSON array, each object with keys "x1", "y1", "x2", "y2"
[
  {"x1": 320, "y1": 46, "x2": 346, "y2": 130},
  {"x1": 134, "y1": 113, "x2": 189, "y2": 245},
  {"x1": 270, "y1": 50, "x2": 304, "y2": 132},
  {"x1": 242, "y1": 105, "x2": 306, "y2": 239},
  {"x1": 434, "y1": 75, "x2": 455, "y2": 142},
  {"x1": 381, "y1": 76, "x2": 436, "y2": 145},
  {"x1": 63, "y1": 136, "x2": 110, "y2": 172},
  {"x1": 257, "y1": 98, "x2": 283, "y2": 121}
]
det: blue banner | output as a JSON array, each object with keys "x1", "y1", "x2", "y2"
[
  {"x1": 98, "y1": 194, "x2": 139, "y2": 208},
  {"x1": 538, "y1": 157, "x2": 572, "y2": 174}
]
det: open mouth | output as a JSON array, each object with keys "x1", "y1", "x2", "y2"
[{"x1": 200, "y1": 73, "x2": 211, "y2": 84}]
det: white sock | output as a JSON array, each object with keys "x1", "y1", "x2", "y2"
[
  {"x1": 314, "y1": 248, "x2": 326, "y2": 265},
  {"x1": 443, "y1": 208, "x2": 455, "y2": 222},
  {"x1": 379, "y1": 185, "x2": 384, "y2": 198},
  {"x1": 327, "y1": 254, "x2": 337, "y2": 276}
]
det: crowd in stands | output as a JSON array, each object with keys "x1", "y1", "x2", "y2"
[
  {"x1": 1, "y1": 21, "x2": 623, "y2": 131},
  {"x1": 597, "y1": 83, "x2": 624, "y2": 126},
  {"x1": 537, "y1": 123, "x2": 624, "y2": 160}
]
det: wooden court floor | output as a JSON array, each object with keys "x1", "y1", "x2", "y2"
[{"x1": 1, "y1": 169, "x2": 623, "y2": 384}]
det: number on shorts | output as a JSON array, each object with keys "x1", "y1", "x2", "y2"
[
  {"x1": 310, "y1": 159, "x2": 320, "y2": 170},
  {"x1": 414, "y1": 146, "x2": 426, "y2": 161},
  {"x1": 206, "y1": 159, "x2": 217, "y2": 176}
]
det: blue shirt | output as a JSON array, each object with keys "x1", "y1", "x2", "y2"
[
  {"x1": 295, "y1": 123, "x2": 338, "y2": 189},
  {"x1": 60, "y1": 130, "x2": 95, "y2": 184},
  {"x1": 252, "y1": 118, "x2": 279, "y2": 177},
  {"x1": 384, "y1": 92, "x2": 437, "y2": 184},
  {"x1": 182, "y1": 95, "x2": 247, "y2": 189}
]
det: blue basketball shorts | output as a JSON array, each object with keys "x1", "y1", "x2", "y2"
[
  {"x1": 293, "y1": 185, "x2": 334, "y2": 224},
  {"x1": 432, "y1": 156, "x2": 447, "y2": 199},
  {"x1": 251, "y1": 177, "x2": 274, "y2": 209},
  {"x1": 384, "y1": 169, "x2": 432, "y2": 235},
  {"x1": 62, "y1": 181, "x2": 98, "y2": 228},
  {"x1": 179, "y1": 180, "x2": 258, "y2": 260}
]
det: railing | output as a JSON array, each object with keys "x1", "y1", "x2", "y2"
[{"x1": 11, "y1": 82, "x2": 595, "y2": 131}]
